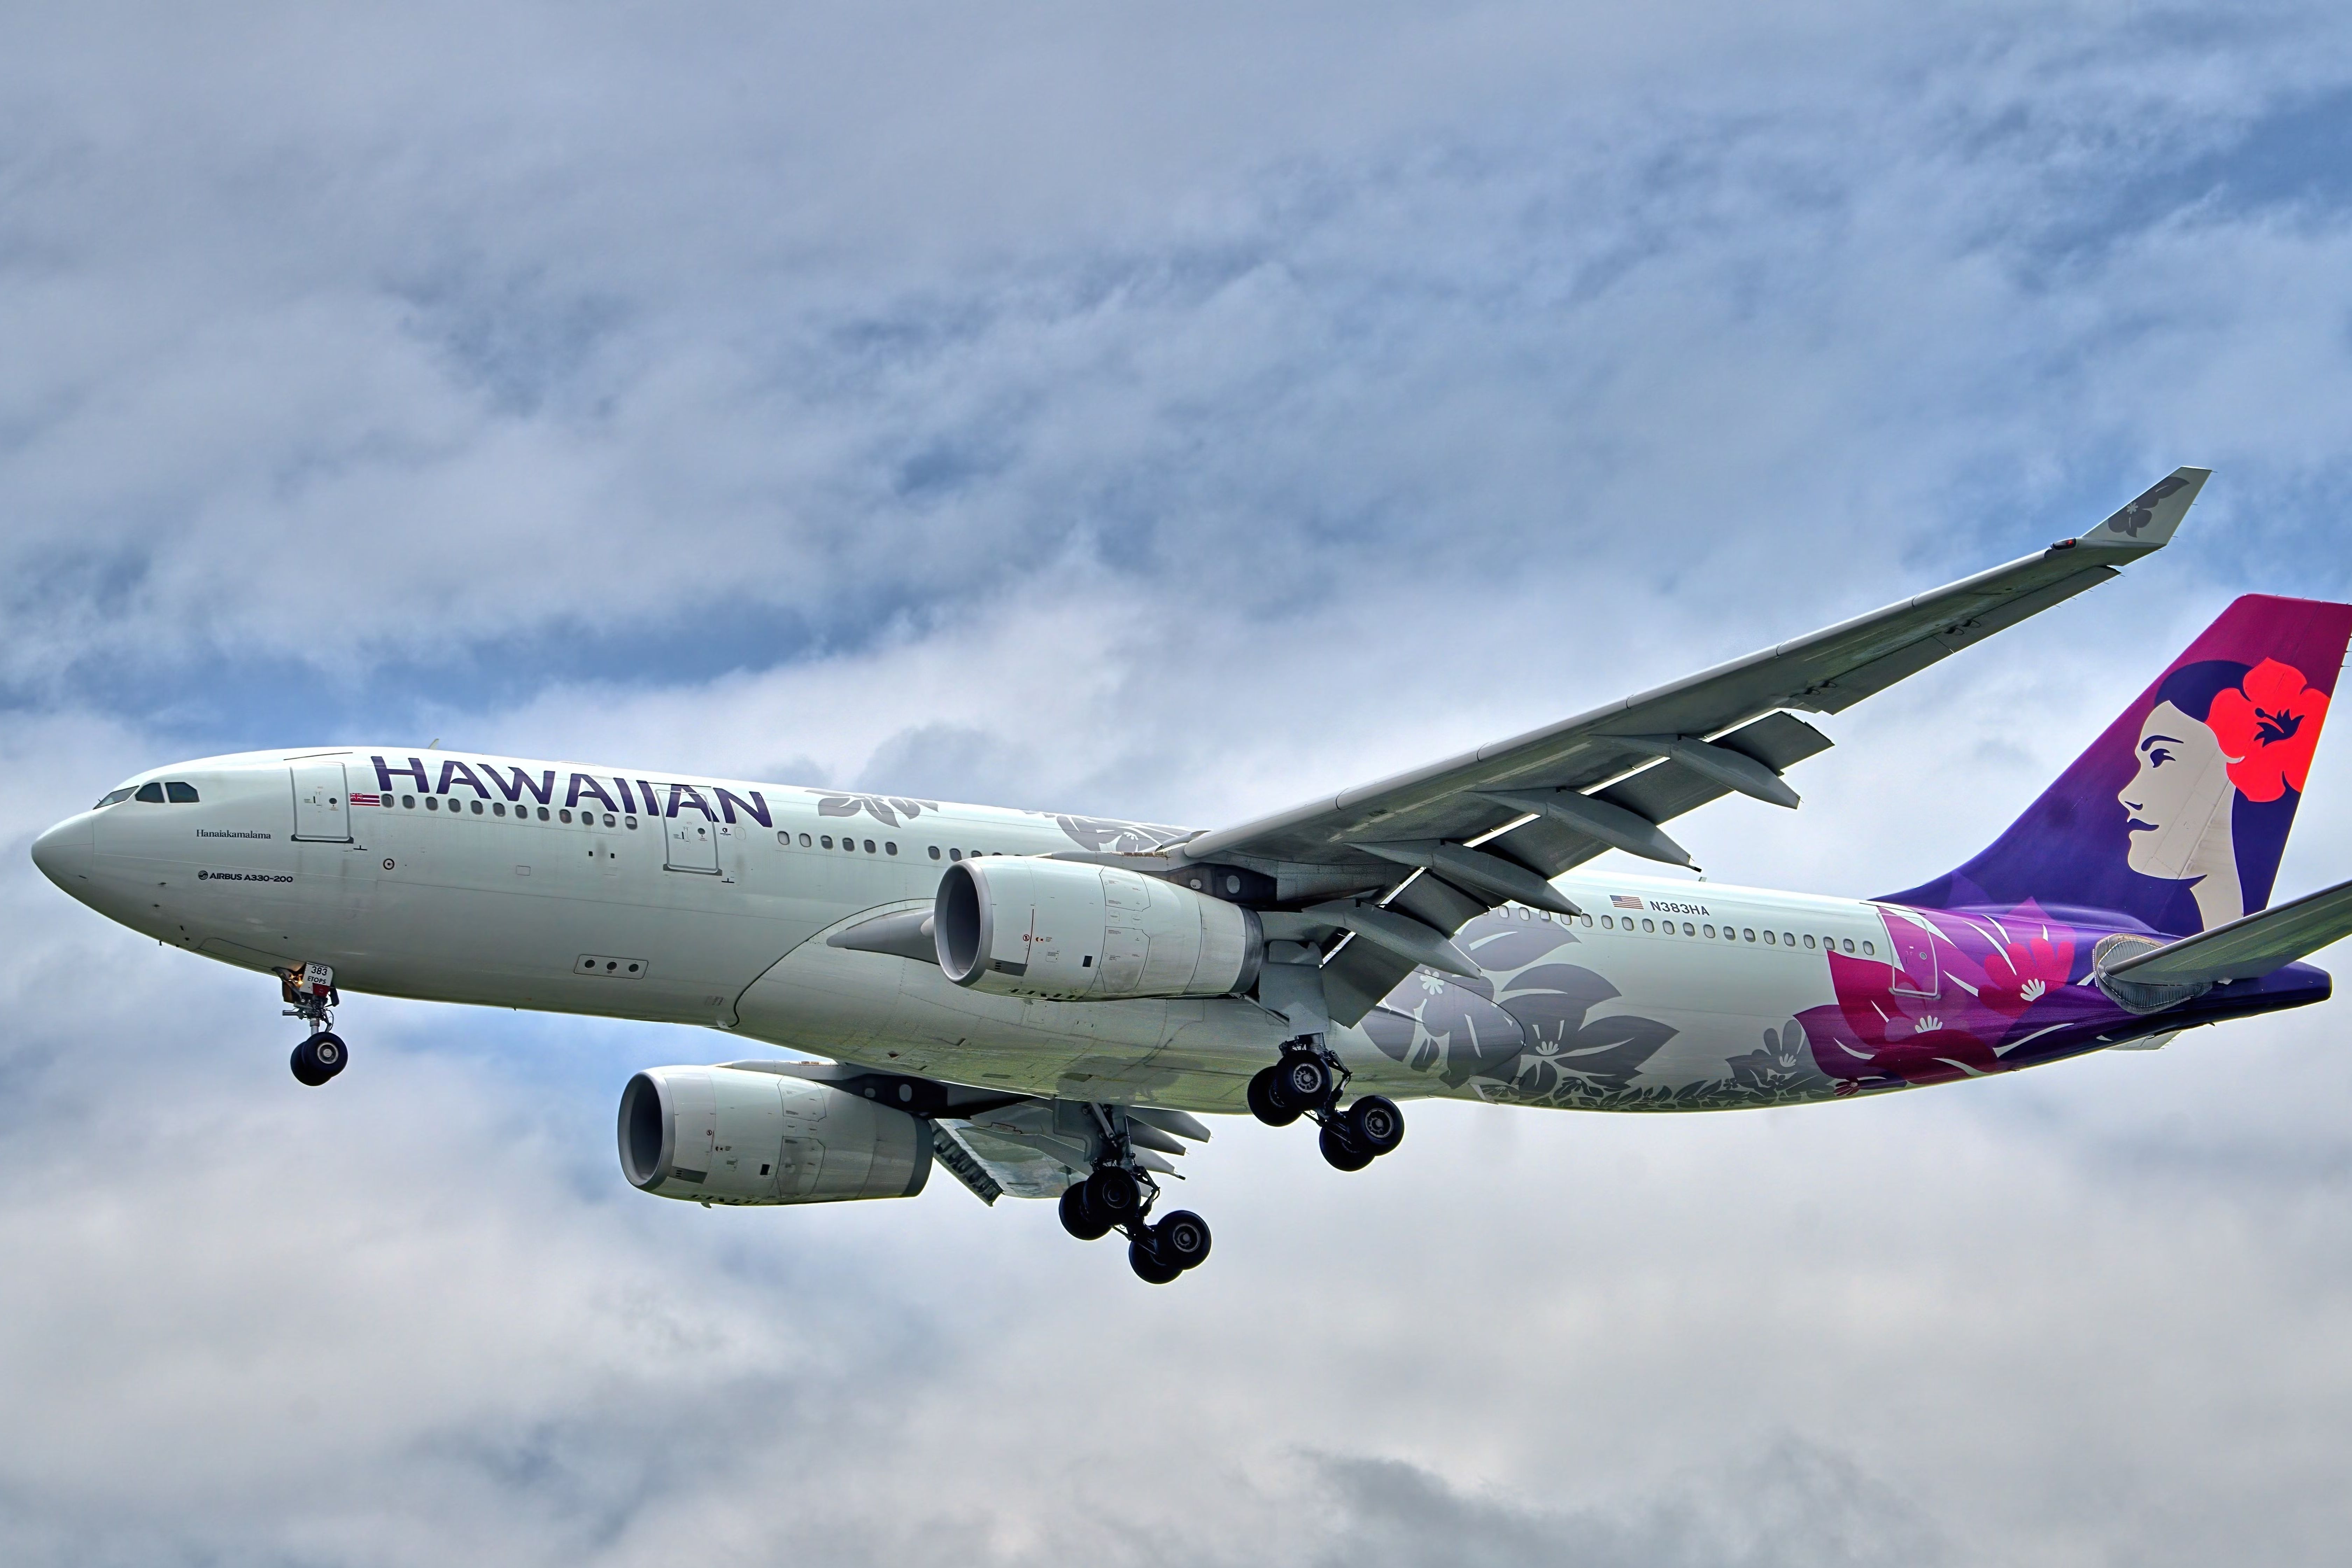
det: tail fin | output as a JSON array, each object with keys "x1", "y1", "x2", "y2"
[{"x1": 1886, "y1": 594, "x2": 2352, "y2": 934}]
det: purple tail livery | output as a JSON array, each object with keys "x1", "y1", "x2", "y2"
[{"x1": 1887, "y1": 594, "x2": 2352, "y2": 935}]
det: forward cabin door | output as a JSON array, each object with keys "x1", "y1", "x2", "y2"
[{"x1": 290, "y1": 762, "x2": 352, "y2": 842}]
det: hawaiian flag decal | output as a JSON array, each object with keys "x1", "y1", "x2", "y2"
[{"x1": 350, "y1": 793, "x2": 383, "y2": 807}]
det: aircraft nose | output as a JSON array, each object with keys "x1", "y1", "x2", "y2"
[{"x1": 30, "y1": 815, "x2": 93, "y2": 890}]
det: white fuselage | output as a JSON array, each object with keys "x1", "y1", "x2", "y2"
[{"x1": 37, "y1": 746, "x2": 1923, "y2": 1114}]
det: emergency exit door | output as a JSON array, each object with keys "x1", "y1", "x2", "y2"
[
  {"x1": 290, "y1": 762, "x2": 352, "y2": 842},
  {"x1": 664, "y1": 816, "x2": 720, "y2": 873}
]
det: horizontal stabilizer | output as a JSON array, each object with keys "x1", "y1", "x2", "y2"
[{"x1": 2105, "y1": 876, "x2": 2352, "y2": 987}]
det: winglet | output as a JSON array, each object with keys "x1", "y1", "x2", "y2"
[{"x1": 2073, "y1": 466, "x2": 2210, "y2": 553}]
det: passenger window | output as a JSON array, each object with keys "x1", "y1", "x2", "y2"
[
  {"x1": 470, "y1": 800, "x2": 484, "y2": 815},
  {"x1": 1842, "y1": 938, "x2": 1856, "y2": 953},
  {"x1": 928, "y1": 845, "x2": 941, "y2": 860},
  {"x1": 1703, "y1": 924, "x2": 1715, "y2": 938},
  {"x1": 403, "y1": 795, "x2": 416, "y2": 808},
  {"x1": 863, "y1": 839, "x2": 876, "y2": 853},
  {"x1": 1681, "y1": 922, "x2": 1693, "y2": 935},
  {"x1": 427, "y1": 797, "x2": 441, "y2": 811},
  {"x1": 821, "y1": 835, "x2": 834, "y2": 849},
  {"x1": 165, "y1": 782, "x2": 199, "y2": 803},
  {"x1": 1804, "y1": 934, "x2": 1816, "y2": 948},
  {"x1": 949, "y1": 848, "x2": 962, "y2": 860},
  {"x1": 1862, "y1": 941, "x2": 1875, "y2": 955},
  {"x1": 885, "y1": 841, "x2": 898, "y2": 855},
  {"x1": 1641, "y1": 918, "x2": 1654, "y2": 933},
  {"x1": 799, "y1": 833, "x2": 812, "y2": 847},
  {"x1": 1600, "y1": 916, "x2": 1613, "y2": 930},
  {"x1": 135, "y1": 782, "x2": 166, "y2": 803},
  {"x1": 538, "y1": 807, "x2": 550, "y2": 821},
  {"x1": 559, "y1": 808, "x2": 572, "y2": 822},
  {"x1": 1743, "y1": 928, "x2": 1756, "y2": 942},
  {"x1": 625, "y1": 816, "x2": 637, "y2": 829},
  {"x1": 493, "y1": 802, "x2": 507, "y2": 817},
  {"x1": 603, "y1": 813, "x2": 616, "y2": 826},
  {"x1": 1764, "y1": 931, "x2": 1775, "y2": 945}
]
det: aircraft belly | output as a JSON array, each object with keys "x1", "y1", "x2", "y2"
[{"x1": 731, "y1": 924, "x2": 1293, "y2": 1112}]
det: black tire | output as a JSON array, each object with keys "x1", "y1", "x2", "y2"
[
  {"x1": 1059, "y1": 1182, "x2": 1112, "y2": 1241},
  {"x1": 289, "y1": 1037, "x2": 329, "y2": 1087},
  {"x1": 1153, "y1": 1210, "x2": 1212, "y2": 1271},
  {"x1": 1248, "y1": 1066, "x2": 1301, "y2": 1127},
  {"x1": 308, "y1": 1032, "x2": 348, "y2": 1080},
  {"x1": 1319, "y1": 1122, "x2": 1375, "y2": 1172},
  {"x1": 1345, "y1": 1094, "x2": 1404, "y2": 1156},
  {"x1": 1128, "y1": 1235, "x2": 1182, "y2": 1285},
  {"x1": 1084, "y1": 1166, "x2": 1142, "y2": 1222},
  {"x1": 1277, "y1": 1053, "x2": 1332, "y2": 1109}
]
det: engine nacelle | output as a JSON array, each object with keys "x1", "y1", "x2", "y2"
[
  {"x1": 933, "y1": 855, "x2": 1263, "y2": 1001},
  {"x1": 617, "y1": 1066, "x2": 932, "y2": 1205}
]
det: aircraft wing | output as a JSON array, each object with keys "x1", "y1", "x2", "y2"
[{"x1": 1164, "y1": 468, "x2": 2210, "y2": 1024}]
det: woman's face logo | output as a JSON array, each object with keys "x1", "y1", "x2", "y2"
[
  {"x1": 2119, "y1": 702, "x2": 2237, "y2": 884},
  {"x1": 2116, "y1": 658, "x2": 2329, "y2": 932}
]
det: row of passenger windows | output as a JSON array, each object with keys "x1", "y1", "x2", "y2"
[
  {"x1": 1486, "y1": 903, "x2": 1873, "y2": 955},
  {"x1": 98, "y1": 781, "x2": 199, "y2": 806},
  {"x1": 1596, "y1": 910, "x2": 1870, "y2": 954},
  {"x1": 773, "y1": 830, "x2": 1008, "y2": 860},
  {"x1": 395, "y1": 795, "x2": 635, "y2": 828}
]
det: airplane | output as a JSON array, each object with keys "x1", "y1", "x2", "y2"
[{"x1": 30, "y1": 468, "x2": 2352, "y2": 1284}]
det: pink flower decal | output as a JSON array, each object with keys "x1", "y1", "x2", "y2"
[
  {"x1": 1980, "y1": 924, "x2": 2075, "y2": 1016},
  {"x1": 2208, "y1": 659, "x2": 2329, "y2": 804}
]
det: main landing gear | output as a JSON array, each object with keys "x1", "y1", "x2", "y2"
[
  {"x1": 278, "y1": 962, "x2": 349, "y2": 1087},
  {"x1": 1248, "y1": 1035, "x2": 1405, "y2": 1172},
  {"x1": 1057, "y1": 1111, "x2": 1214, "y2": 1285}
]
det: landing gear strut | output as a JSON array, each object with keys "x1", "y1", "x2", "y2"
[
  {"x1": 279, "y1": 962, "x2": 349, "y2": 1087},
  {"x1": 1056, "y1": 1109, "x2": 1214, "y2": 1284},
  {"x1": 1249, "y1": 1035, "x2": 1405, "y2": 1171}
]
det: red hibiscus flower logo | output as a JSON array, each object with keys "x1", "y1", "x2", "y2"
[{"x1": 2208, "y1": 659, "x2": 2330, "y2": 803}]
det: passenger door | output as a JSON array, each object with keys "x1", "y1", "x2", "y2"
[
  {"x1": 1876, "y1": 907, "x2": 1941, "y2": 998},
  {"x1": 289, "y1": 762, "x2": 352, "y2": 842}
]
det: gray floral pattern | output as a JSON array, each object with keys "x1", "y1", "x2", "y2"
[
  {"x1": 1359, "y1": 910, "x2": 1854, "y2": 1112},
  {"x1": 1056, "y1": 815, "x2": 1188, "y2": 853},
  {"x1": 817, "y1": 793, "x2": 938, "y2": 827}
]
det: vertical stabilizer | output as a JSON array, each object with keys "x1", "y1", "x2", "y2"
[{"x1": 1886, "y1": 594, "x2": 2352, "y2": 934}]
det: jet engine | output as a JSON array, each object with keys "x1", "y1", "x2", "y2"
[
  {"x1": 933, "y1": 855, "x2": 1263, "y2": 1001},
  {"x1": 618, "y1": 1065, "x2": 931, "y2": 1205}
]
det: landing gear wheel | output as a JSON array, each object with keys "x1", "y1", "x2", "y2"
[
  {"x1": 1276, "y1": 1053, "x2": 1333, "y2": 1110},
  {"x1": 1083, "y1": 1166, "x2": 1142, "y2": 1224},
  {"x1": 290, "y1": 1031, "x2": 347, "y2": 1087},
  {"x1": 1152, "y1": 1209, "x2": 1213, "y2": 1271},
  {"x1": 1248, "y1": 1066, "x2": 1302, "y2": 1127},
  {"x1": 1059, "y1": 1182, "x2": 1113, "y2": 1241},
  {"x1": 1128, "y1": 1234, "x2": 1183, "y2": 1285},
  {"x1": 1344, "y1": 1094, "x2": 1404, "y2": 1156},
  {"x1": 1319, "y1": 1122, "x2": 1375, "y2": 1172}
]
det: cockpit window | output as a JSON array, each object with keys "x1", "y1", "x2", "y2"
[
  {"x1": 96, "y1": 787, "x2": 137, "y2": 807},
  {"x1": 165, "y1": 782, "x2": 199, "y2": 803},
  {"x1": 134, "y1": 783, "x2": 167, "y2": 804}
]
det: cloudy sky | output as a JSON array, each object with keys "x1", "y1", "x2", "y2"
[{"x1": 6, "y1": 3, "x2": 2352, "y2": 1563}]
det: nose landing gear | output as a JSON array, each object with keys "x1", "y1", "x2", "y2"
[
  {"x1": 1055, "y1": 1115, "x2": 1215, "y2": 1284},
  {"x1": 1249, "y1": 1035, "x2": 1405, "y2": 1171},
  {"x1": 277, "y1": 962, "x2": 349, "y2": 1087}
]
